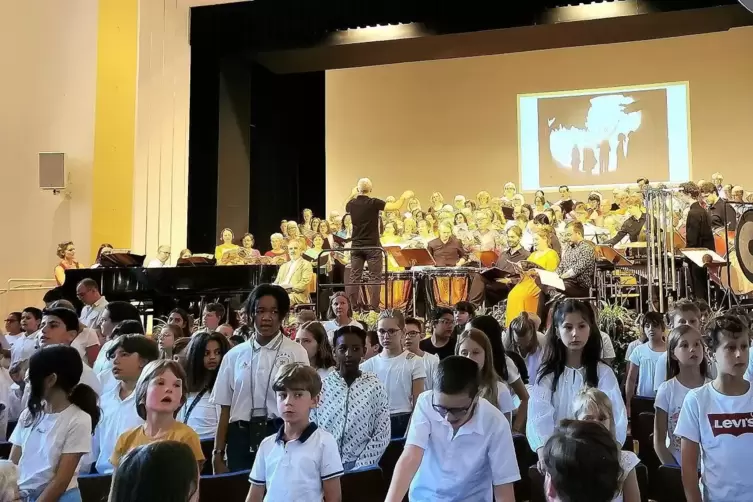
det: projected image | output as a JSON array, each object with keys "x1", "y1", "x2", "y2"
[{"x1": 519, "y1": 83, "x2": 690, "y2": 190}]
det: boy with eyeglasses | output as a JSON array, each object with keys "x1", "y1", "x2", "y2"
[
  {"x1": 385, "y1": 356, "x2": 519, "y2": 502},
  {"x1": 419, "y1": 308, "x2": 456, "y2": 360},
  {"x1": 404, "y1": 317, "x2": 438, "y2": 391}
]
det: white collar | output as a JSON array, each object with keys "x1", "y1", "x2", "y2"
[{"x1": 251, "y1": 331, "x2": 283, "y2": 351}]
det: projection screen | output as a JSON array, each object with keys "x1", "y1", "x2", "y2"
[{"x1": 518, "y1": 82, "x2": 691, "y2": 191}]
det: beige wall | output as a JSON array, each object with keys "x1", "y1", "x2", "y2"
[
  {"x1": 326, "y1": 28, "x2": 753, "y2": 213},
  {"x1": 0, "y1": 0, "x2": 98, "y2": 311}
]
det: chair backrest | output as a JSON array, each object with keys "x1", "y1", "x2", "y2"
[
  {"x1": 527, "y1": 465, "x2": 546, "y2": 502},
  {"x1": 635, "y1": 463, "x2": 650, "y2": 502},
  {"x1": 513, "y1": 433, "x2": 536, "y2": 502},
  {"x1": 78, "y1": 473, "x2": 113, "y2": 502},
  {"x1": 341, "y1": 466, "x2": 386, "y2": 502},
  {"x1": 655, "y1": 465, "x2": 687, "y2": 502},
  {"x1": 199, "y1": 438, "x2": 215, "y2": 475},
  {"x1": 630, "y1": 396, "x2": 656, "y2": 439},
  {"x1": 200, "y1": 470, "x2": 251, "y2": 502}
]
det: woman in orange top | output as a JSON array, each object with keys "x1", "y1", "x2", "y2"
[{"x1": 54, "y1": 241, "x2": 83, "y2": 286}]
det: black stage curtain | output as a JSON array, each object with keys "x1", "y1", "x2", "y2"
[
  {"x1": 187, "y1": 54, "x2": 325, "y2": 253},
  {"x1": 248, "y1": 62, "x2": 326, "y2": 245}
]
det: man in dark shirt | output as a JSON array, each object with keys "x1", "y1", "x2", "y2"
[
  {"x1": 419, "y1": 307, "x2": 456, "y2": 360},
  {"x1": 344, "y1": 178, "x2": 413, "y2": 310},
  {"x1": 700, "y1": 181, "x2": 737, "y2": 230},
  {"x1": 682, "y1": 182, "x2": 715, "y2": 301},
  {"x1": 482, "y1": 226, "x2": 531, "y2": 306},
  {"x1": 427, "y1": 222, "x2": 468, "y2": 267},
  {"x1": 604, "y1": 195, "x2": 646, "y2": 246}
]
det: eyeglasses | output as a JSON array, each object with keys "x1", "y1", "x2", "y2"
[
  {"x1": 431, "y1": 393, "x2": 475, "y2": 418},
  {"x1": 377, "y1": 328, "x2": 401, "y2": 337},
  {"x1": 436, "y1": 319, "x2": 454, "y2": 325},
  {"x1": 405, "y1": 330, "x2": 422, "y2": 338}
]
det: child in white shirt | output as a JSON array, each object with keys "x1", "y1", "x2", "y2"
[
  {"x1": 361, "y1": 310, "x2": 425, "y2": 438},
  {"x1": 10, "y1": 345, "x2": 98, "y2": 502},
  {"x1": 626, "y1": 312, "x2": 667, "y2": 406},
  {"x1": 573, "y1": 388, "x2": 640, "y2": 502},
  {"x1": 404, "y1": 318, "x2": 439, "y2": 391},
  {"x1": 248, "y1": 364, "x2": 343, "y2": 502},
  {"x1": 675, "y1": 314, "x2": 753, "y2": 502},
  {"x1": 653, "y1": 325, "x2": 708, "y2": 466},
  {"x1": 527, "y1": 300, "x2": 627, "y2": 459},
  {"x1": 385, "y1": 356, "x2": 520, "y2": 502},
  {"x1": 456, "y1": 328, "x2": 515, "y2": 421},
  {"x1": 653, "y1": 300, "x2": 703, "y2": 392}
]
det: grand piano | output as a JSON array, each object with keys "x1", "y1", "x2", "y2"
[{"x1": 60, "y1": 265, "x2": 279, "y2": 317}]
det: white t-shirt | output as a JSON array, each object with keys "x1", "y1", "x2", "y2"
[
  {"x1": 675, "y1": 382, "x2": 753, "y2": 502},
  {"x1": 625, "y1": 339, "x2": 643, "y2": 362},
  {"x1": 10, "y1": 333, "x2": 38, "y2": 366},
  {"x1": 655, "y1": 377, "x2": 708, "y2": 465},
  {"x1": 322, "y1": 319, "x2": 362, "y2": 345},
  {"x1": 420, "y1": 352, "x2": 439, "y2": 391},
  {"x1": 71, "y1": 328, "x2": 100, "y2": 366},
  {"x1": 93, "y1": 339, "x2": 116, "y2": 376},
  {"x1": 10, "y1": 405, "x2": 92, "y2": 493},
  {"x1": 612, "y1": 450, "x2": 640, "y2": 502},
  {"x1": 4, "y1": 334, "x2": 21, "y2": 348},
  {"x1": 360, "y1": 351, "x2": 426, "y2": 414},
  {"x1": 92, "y1": 385, "x2": 143, "y2": 474},
  {"x1": 628, "y1": 343, "x2": 666, "y2": 398},
  {"x1": 496, "y1": 381, "x2": 515, "y2": 415},
  {"x1": 180, "y1": 390, "x2": 220, "y2": 438}
]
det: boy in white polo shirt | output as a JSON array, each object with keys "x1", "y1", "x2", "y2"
[
  {"x1": 386, "y1": 356, "x2": 520, "y2": 502},
  {"x1": 247, "y1": 363, "x2": 343, "y2": 502},
  {"x1": 211, "y1": 284, "x2": 309, "y2": 473}
]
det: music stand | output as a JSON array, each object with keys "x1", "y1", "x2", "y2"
[
  {"x1": 595, "y1": 245, "x2": 634, "y2": 266},
  {"x1": 502, "y1": 207, "x2": 514, "y2": 221},
  {"x1": 177, "y1": 256, "x2": 217, "y2": 267},
  {"x1": 99, "y1": 253, "x2": 146, "y2": 268},
  {"x1": 385, "y1": 247, "x2": 435, "y2": 269}
]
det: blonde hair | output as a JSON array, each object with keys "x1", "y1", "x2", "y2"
[
  {"x1": 572, "y1": 387, "x2": 617, "y2": 438},
  {"x1": 533, "y1": 224, "x2": 554, "y2": 245},
  {"x1": 134, "y1": 360, "x2": 188, "y2": 420},
  {"x1": 456, "y1": 328, "x2": 500, "y2": 409},
  {"x1": 0, "y1": 461, "x2": 18, "y2": 502},
  {"x1": 378, "y1": 308, "x2": 405, "y2": 329},
  {"x1": 56, "y1": 241, "x2": 74, "y2": 259}
]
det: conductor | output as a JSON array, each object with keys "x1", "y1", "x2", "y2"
[{"x1": 345, "y1": 178, "x2": 413, "y2": 310}]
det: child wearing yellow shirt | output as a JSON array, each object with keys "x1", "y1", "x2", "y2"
[{"x1": 111, "y1": 360, "x2": 204, "y2": 469}]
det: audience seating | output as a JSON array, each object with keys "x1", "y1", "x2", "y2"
[
  {"x1": 512, "y1": 433, "x2": 536, "y2": 502},
  {"x1": 341, "y1": 465, "x2": 387, "y2": 502},
  {"x1": 379, "y1": 437, "x2": 405, "y2": 486},
  {"x1": 78, "y1": 473, "x2": 112, "y2": 502},
  {"x1": 635, "y1": 463, "x2": 649, "y2": 502},
  {"x1": 0, "y1": 441, "x2": 10, "y2": 460},
  {"x1": 654, "y1": 465, "x2": 687, "y2": 502},
  {"x1": 200, "y1": 438, "x2": 215, "y2": 475},
  {"x1": 200, "y1": 469, "x2": 251, "y2": 502},
  {"x1": 630, "y1": 396, "x2": 656, "y2": 440}
]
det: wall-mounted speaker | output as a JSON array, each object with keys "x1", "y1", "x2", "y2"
[{"x1": 38, "y1": 152, "x2": 66, "y2": 190}]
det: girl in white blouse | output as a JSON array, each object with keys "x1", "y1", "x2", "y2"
[
  {"x1": 180, "y1": 332, "x2": 231, "y2": 438},
  {"x1": 527, "y1": 299, "x2": 627, "y2": 459}
]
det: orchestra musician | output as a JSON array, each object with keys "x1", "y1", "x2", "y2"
[
  {"x1": 681, "y1": 182, "x2": 715, "y2": 301},
  {"x1": 427, "y1": 222, "x2": 468, "y2": 267},
  {"x1": 700, "y1": 181, "x2": 737, "y2": 230},
  {"x1": 604, "y1": 195, "x2": 646, "y2": 246},
  {"x1": 482, "y1": 226, "x2": 531, "y2": 307}
]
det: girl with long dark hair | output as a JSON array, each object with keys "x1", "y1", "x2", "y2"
[
  {"x1": 10, "y1": 345, "x2": 101, "y2": 502},
  {"x1": 180, "y1": 333, "x2": 231, "y2": 438},
  {"x1": 527, "y1": 300, "x2": 626, "y2": 460}
]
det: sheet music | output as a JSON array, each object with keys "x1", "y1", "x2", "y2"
[
  {"x1": 536, "y1": 269, "x2": 565, "y2": 290},
  {"x1": 681, "y1": 249, "x2": 726, "y2": 267}
]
